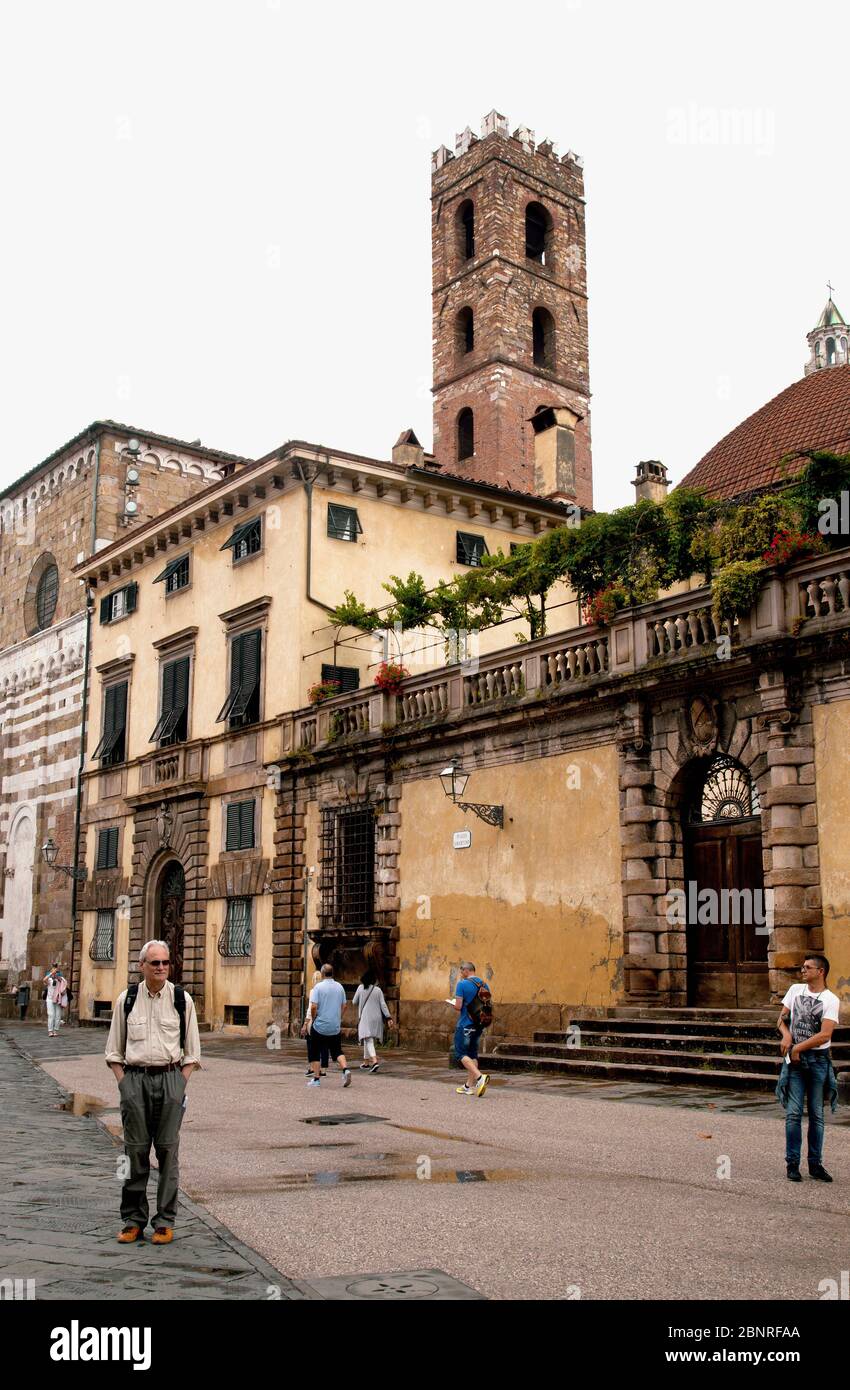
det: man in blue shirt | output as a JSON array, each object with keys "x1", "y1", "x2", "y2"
[
  {"x1": 302, "y1": 963, "x2": 351, "y2": 1088},
  {"x1": 448, "y1": 961, "x2": 490, "y2": 1097}
]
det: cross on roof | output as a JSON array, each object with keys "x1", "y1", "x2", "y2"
[{"x1": 827, "y1": 279, "x2": 835, "y2": 300}]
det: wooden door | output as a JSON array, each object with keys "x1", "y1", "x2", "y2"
[
  {"x1": 159, "y1": 862, "x2": 185, "y2": 986},
  {"x1": 685, "y1": 820, "x2": 769, "y2": 1007}
]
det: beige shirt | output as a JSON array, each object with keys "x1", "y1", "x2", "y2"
[{"x1": 105, "y1": 979, "x2": 202, "y2": 1067}]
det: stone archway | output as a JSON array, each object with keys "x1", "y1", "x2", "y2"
[
  {"x1": 3, "y1": 808, "x2": 36, "y2": 981},
  {"x1": 155, "y1": 860, "x2": 186, "y2": 986}
]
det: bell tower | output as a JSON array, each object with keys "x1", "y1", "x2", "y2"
[{"x1": 431, "y1": 110, "x2": 592, "y2": 507}]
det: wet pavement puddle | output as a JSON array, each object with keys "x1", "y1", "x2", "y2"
[
  {"x1": 389, "y1": 1123, "x2": 509, "y2": 1149},
  {"x1": 193, "y1": 1166, "x2": 528, "y2": 1197},
  {"x1": 303, "y1": 1113, "x2": 389, "y2": 1126}
]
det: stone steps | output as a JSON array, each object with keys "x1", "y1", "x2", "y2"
[{"x1": 486, "y1": 1008, "x2": 849, "y2": 1093}]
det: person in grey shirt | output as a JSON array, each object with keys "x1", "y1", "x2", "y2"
[{"x1": 352, "y1": 969, "x2": 393, "y2": 1072}]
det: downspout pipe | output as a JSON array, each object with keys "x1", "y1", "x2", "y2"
[{"x1": 69, "y1": 433, "x2": 101, "y2": 1019}]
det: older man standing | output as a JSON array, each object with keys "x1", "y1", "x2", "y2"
[{"x1": 105, "y1": 940, "x2": 201, "y2": 1244}]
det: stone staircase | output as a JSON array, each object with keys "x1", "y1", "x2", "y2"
[{"x1": 485, "y1": 1007, "x2": 850, "y2": 1092}]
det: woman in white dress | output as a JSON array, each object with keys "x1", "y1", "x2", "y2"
[{"x1": 352, "y1": 969, "x2": 393, "y2": 1072}]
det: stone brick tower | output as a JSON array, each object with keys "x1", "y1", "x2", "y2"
[{"x1": 431, "y1": 110, "x2": 591, "y2": 507}]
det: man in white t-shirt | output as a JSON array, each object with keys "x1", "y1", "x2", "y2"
[
  {"x1": 300, "y1": 963, "x2": 351, "y2": 1088},
  {"x1": 778, "y1": 955, "x2": 840, "y2": 1182}
]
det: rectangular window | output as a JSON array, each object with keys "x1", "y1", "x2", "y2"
[
  {"x1": 149, "y1": 656, "x2": 190, "y2": 745},
  {"x1": 456, "y1": 531, "x2": 488, "y2": 567},
  {"x1": 319, "y1": 806, "x2": 376, "y2": 930},
  {"x1": 99, "y1": 583, "x2": 138, "y2": 624},
  {"x1": 219, "y1": 899, "x2": 252, "y2": 958},
  {"x1": 220, "y1": 517, "x2": 262, "y2": 562},
  {"x1": 225, "y1": 799, "x2": 256, "y2": 851},
  {"x1": 89, "y1": 909, "x2": 115, "y2": 962},
  {"x1": 320, "y1": 663, "x2": 360, "y2": 694},
  {"x1": 96, "y1": 827, "x2": 119, "y2": 871},
  {"x1": 224, "y1": 1004, "x2": 250, "y2": 1025},
  {"x1": 216, "y1": 629, "x2": 261, "y2": 729},
  {"x1": 327, "y1": 504, "x2": 362, "y2": 542},
  {"x1": 92, "y1": 681, "x2": 128, "y2": 766},
  {"x1": 154, "y1": 555, "x2": 190, "y2": 594}
]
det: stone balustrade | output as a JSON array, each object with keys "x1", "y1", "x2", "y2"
[{"x1": 284, "y1": 547, "x2": 850, "y2": 751}]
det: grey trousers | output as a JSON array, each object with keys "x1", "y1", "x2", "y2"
[{"x1": 119, "y1": 1069, "x2": 187, "y2": 1229}]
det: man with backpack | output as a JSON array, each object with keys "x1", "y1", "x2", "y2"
[
  {"x1": 448, "y1": 961, "x2": 492, "y2": 1097},
  {"x1": 105, "y1": 940, "x2": 201, "y2": 1244}
]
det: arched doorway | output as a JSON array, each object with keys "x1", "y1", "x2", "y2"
[
  {"x1": 157, "y1": 861, "x2": 185, "y2": 985},
  {"x1": 684, "y1": 755, "x2": 769, "y2": 1007},
  {"x1": 4, "y1": 809, "x2": 35, "y2": 980}
]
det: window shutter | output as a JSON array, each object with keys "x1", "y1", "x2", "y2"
[
  {"x1": 225, "y1": 803, "x2": 241, "y2": 851},
  {"x1": 125, "y1": 582, "x2": 138, "y2": 613},
  {"x1": 113, "y1": 681, "x2": 128, "y2": 741},
  {"x1": 99, "y1": 594, "x2": 111, "y2": 624},
  {"x1": 96, "y1": 828, "x2": 118, "y2": 871},
  {"x1": 172, "y1": 656, "x2": 189, "y2": 713},
  {"x1": 231, "y1": 630, "x2": 260, "y2": 718},
  {"x1": 240, "y1": 799, "x2": 255, "y2": 848},
  {"x1": 321, "y1": 664, "x2": 359, "y2": 693}
]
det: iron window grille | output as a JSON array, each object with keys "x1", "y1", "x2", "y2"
[
  {"x1": 224, "y1": 1004, "x2": 250, "y2": 1025},
  {"x1": 225, "y1": 800, "x2": 256, "y2": 851},
  {"x1": 220, "y1": 517, "x2": 262, "y2": 562},
  {"x1": 321, "y1": 663, "x2": 360, "y2": 693},
  {"x1": 216, "y1": 629, "x2": 261, "y2": 729},
  {"x1": 92, "y1": 681, "x2": 128, "y2": 766},
  {"x1": 456, "y1": 531, "x2": 488, "y2": 567},
  {"x1": 327, "y1": 504, "x2": 363, "y2": 542},
  {"x1": 99, "y1": 583, "x2": 138, "y2": 624},
  {"x1": 96, "y1": 827, "x2": 119, "y2": 871},
  {"x1": 691, "y1": 754, "x2": 761, "y2": 824},
  {"x1": 149, "y1": 656, "x2": 190, "y2": 745},
  {"x1": 218, "y1": 898, "x2": 252, "y2": 957},
  {"x1": 154, "y1": 555, "x2": 190, "y2": 594},
  {"x1": 319, "y1": 806, "x2": 376, "y2": 931},
  {"x1": 89, "y1": 909, "x2": 115, "y2": 962},
  {"x1": 35, "y1": 564, "x2": 59, "y2": 631}
]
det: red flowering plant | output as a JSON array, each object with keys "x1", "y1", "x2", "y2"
[
  {"x1": 762, "y1": 529, "x2": 825, "y2": 569},
  {"x1": 307, "y1": 679, "x2": 341, "y2": 706},
  {"x1": 582, "y1": 583, "x2": 629, "y2": 628},
  {"x1": 373, "y1": 660, "x2": 409, "y2": 694}
]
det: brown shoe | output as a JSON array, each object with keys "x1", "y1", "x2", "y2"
[
  {"x1": 151, "y1": 1227, "x2": 173, "y2": 1244},
  {"x1": 117, "y1": 1225, "x2": 142, "y2": 1243}
]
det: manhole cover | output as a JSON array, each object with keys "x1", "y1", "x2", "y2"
[
  {"x1": 303, "y1": 1113, "x2": 388, "y2": 1126},
  {"x1": 455, "y1": 1170, "x2": 487, "y2": 1182},
  {"x1": 303, "y1": 1268, "x2": 485, "y2": 1300}
]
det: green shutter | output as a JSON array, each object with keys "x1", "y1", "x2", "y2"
[
  {"x1": 125, "y1": 582, "x2": 138, "y2": 613},
  {"x1": 99, "y1": 594, "x2": 111, "y2": 624}
]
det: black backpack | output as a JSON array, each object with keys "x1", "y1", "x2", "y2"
[
  {"x1": 467, "y1": 978, "x2": 493, "y2": 1030},
  {"x1": 124, "y1": 982, "x2": 186, "y2": 1051}
]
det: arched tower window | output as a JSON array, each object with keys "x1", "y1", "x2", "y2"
[
  {"x1": 826, "y1": 336, "x2": 836, "y2": 365},
  {"x1": 457, "y1": 199, "x2": 475, "y2": 262},
  {"x1": 532, "y1": 307, "x2": 555, "y2": 368},
  {"x1": 841, "y1": 337, "x2": 848, "y2": 360},
  {"x1": 457, "y1": 408, "x2": 474, "y2": 462},
  {"x1": 25, "y1": 553, "x2": 60, "y2": 636},
  {"x1": 456, "y1": 306, "x2": 474, "y2": 356},
  {"x1": 525, "y1": 201, "x2": 553, "y2": 264}
]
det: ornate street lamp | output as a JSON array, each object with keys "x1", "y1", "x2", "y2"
[
  {"x1": 439, "y1": 758, "x2": 504, "y2": 828},
  {"x1": 41, "y1": 837, "x2": 88, "y2": 881}
]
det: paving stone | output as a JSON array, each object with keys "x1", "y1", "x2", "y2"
[{"x1": 0, "y1": 1028, "x2": 306, "y2": 1300}]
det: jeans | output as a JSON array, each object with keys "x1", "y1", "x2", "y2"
[
  {"x1": 46, "y1": 1001, "x2": 63, "y2": 1033},
  {"x1": 785, "y1": 1051, "x2": 830, "y2": 1169}
]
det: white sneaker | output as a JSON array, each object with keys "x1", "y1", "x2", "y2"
[{"x1": 342, "y1": 1070, "x2": 352, "y2": 1087}]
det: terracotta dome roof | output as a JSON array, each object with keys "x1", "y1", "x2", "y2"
[{"x1": 679, "y1": 363, "x2": 850, "y2": 499}]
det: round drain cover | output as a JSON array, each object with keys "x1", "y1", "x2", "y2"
[{"x1": 344, "y1": 1275, "x2": 442, "y2": 1300}]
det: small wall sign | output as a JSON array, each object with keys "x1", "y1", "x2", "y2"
[{"x1": 453, "y1": 830, "x2": 472, "y2": 849}]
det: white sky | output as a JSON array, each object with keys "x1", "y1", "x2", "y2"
[{"x1": 0, "y1": 0, "x2": 847, "y2": 511}]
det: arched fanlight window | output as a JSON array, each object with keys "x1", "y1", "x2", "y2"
[
  {"x1": 690, "y1": 755, "x2": 761, "y2": 824},
  {"x1": 457, "y1": 408, "x2": 474, "y2": 462}
]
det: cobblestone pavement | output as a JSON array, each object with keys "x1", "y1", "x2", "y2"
[
  {"x1": 0, "y1": 1029, "x2": 312, "y2": 1300},
  {"x1": 16, "y1": 1019, "x2": 850, "y2": 1301}
]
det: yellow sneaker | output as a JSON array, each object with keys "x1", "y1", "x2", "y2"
[{"x1": 475, "y1": 1073, "x2": 490, "y2": 1097}]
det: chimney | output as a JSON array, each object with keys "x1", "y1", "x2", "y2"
[
  {"x1": 392, "y1": 429, "x2": 425, "y2": 471},
  {"x1": 530, "y1": 405, "x2": 582, "y2": 503},
  {"x1": 632, "y1": 460, "x2": 669, "y2": 503}
]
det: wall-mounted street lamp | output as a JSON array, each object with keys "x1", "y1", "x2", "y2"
[
  {"x1": 439, "y1": 759, "x2": 504, "y2": 829},
  {"x1": 42, "y1": 838, "x2": 88, "y2": 881}
]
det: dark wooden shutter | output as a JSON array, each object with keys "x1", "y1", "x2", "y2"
[
  {"x1": 226, "y1": 800, "x2": 255, "y2": 850},
  {"x1": 231, "y1": 630, "x2": 261, "y2": 719},
  {"x1": 96, "y1": 827, "x2": 119, "y2": 871},
  {"x1": 321, "y1": 664, "x2": 359, "y2": 693},
  {"x1": 125, "y1": 582, "x2": 138, "y2": 613},
  {"x1": 99, "y1": 594, "x2": 111, "y2": 624}
]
